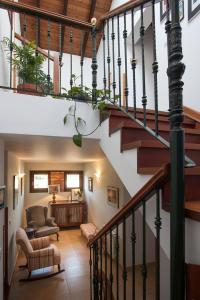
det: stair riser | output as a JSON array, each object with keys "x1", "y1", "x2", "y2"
[
  {"x1": 121, "y1": 128, "x2": 200, "y2": 145},
  {"x1": 137, "y1": 148, "x2": 200, "y2": 170},
  {"x1": 163, "y1": 176, "x2": 200, "y2": 204}
]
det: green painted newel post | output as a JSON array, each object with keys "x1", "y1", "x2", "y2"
[
  {"x1": 91, "y1": 17, "x2": 98, "y2": 105},
  {"x1": 167, "y1": 0, "x2": 185, "y2": 299}
]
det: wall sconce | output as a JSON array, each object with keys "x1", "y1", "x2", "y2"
[
  {"x1": 19, "y1": 173, "x2": 26, "y2": 178},
  {"x1": 94, "y1": 171, "x2": 101, "y2": 180}
]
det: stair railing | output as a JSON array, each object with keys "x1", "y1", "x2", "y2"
[
  {"x1": 89, "y1": 164, "x2": 169, "y2": 300},
  {"x1": 0, "y1": 0, "x2": 94, "y2": 98},
  {"x1": 91, "y1": 0, "x2": 191, "y2": 299},
  {"x1": 94, "y1": 0, "x2": 195, "y2": 168}
]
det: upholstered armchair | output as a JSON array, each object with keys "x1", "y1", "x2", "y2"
[
  {"x1": 26, "y1": 205, "x2": 59, "y2": 240},
  {"x1": 16, "y1": 228, "x2": 64, "y2": 281}
]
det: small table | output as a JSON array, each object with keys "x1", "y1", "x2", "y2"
[{"x1": 25, "y1": 228, "x2": 36, "y2": 239}]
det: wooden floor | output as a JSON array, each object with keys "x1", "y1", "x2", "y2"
[{"x1": 9, "y1": 229, "x2": 155, "y2": 300}]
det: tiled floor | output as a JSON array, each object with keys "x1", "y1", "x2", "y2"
[
  {"x1": 9, "y1": 229, "x2": 155, "y2": 300},
  {"x1": 9, "y1": 229, "x2": 90, "y2": 300}
]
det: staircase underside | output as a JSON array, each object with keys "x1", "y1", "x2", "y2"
[{"x1": 104, "y1": 106, "x2": 200, "y2": 222}]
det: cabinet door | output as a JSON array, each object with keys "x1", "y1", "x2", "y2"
[
  {"x1": 54, "y1": 206, "x2": 68, "y2": 227},
  {"x1": 68, "y1": 205, "x2": 83, "y2": 226}
]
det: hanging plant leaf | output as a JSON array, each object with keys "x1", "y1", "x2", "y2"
[
  {"x1": 63, "y1": 115, "x2": 68, "y2": 125},
  {"x1": 76, "y1": 117, "x2": 86, "y2": 127},
  {"x1": 73, "y1": 134, "x2": 82, "y2": 147}
]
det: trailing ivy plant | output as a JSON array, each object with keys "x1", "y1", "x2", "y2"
[
  {"x1": 63, "y1": 74, "x2": 119, "y2": 147},
  {"x1": 2, "y1": 37, "x2": 53, "y2": 94}
]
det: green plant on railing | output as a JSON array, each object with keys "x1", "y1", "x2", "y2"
[
  {"x1": 62, "y1": 74, "x2": 119, "y2": 147},
  {"x1": 2, "y1": 37, "x2": 53, "y2": 94}
]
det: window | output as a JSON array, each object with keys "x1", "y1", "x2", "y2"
[
  {"x1": 30, "y1": 171, "x2": 49, "y2": 193},
  {"x1": 65, "y1": 171, "x2": 83, "y2": 191},
  {"x1": 30, "y1": 170, "x2": 83, "y2": 193}
]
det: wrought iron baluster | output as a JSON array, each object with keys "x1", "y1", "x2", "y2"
[
  {"x1": 116, "y1": 224, "x2": 119, "y2": 300},
  {"x1": 22, "y1": 14, "x2": 27, "y2": 86},
  {"x1": 107, "y1": 19, "x2": 111, "y2": 101},
  {"x1": 117, "y1": 15, "x2": 122, "y2": 107},
  {"x1": 140, "y1": 5, "x2": 147, "y2": 126},
  {"x1": 142, "y1": 200, "x2": 147, "y2": 300},
  {"x1": 90, "y1": 246, "x2": 93, "y2": 300},
  {"x1": 47, "y1": 19, "x2": 51, "y2": 94},
  {"x1": 35, "y1": 16, "x2": 39, "y2": 92},
  {"x1": 131, "y1": 209, "x2": 136, "y2": 300},
  {"x1": 155, "y1": 190, "x2": 161, "y2": 300},
  {"x1": 111, "y1": 17, "x2": 116, "y2": 103},
  {"x1": 93, "y1": 241, "x2": 99, "y2": 299},
  {"x1": 152, "y1": 0, "x2": 159, "y2": 134},
  {"x1": 103, "y1": 22, "x2": 107, "y2": 98},
  {"x1": 91, "y1": 18, "x2": 97, "y2": 104},
  {"x1": 104, "y1": 233, "x2": 108, "y2": 299},
  {"x1": 123, "y1": 12, "x2": 128, "y2": 111},
  {"x1": 59, "y1": 24, "x2": 63, "y2": 95},
  {"x1": 165, "y1": 0, "x2": 172, "y2": 113},
  {"x1": 9, "y1": 11, "x2": 13, "y2": 88},
  {"x1": 100, "y1": 237, "x2": 103, "y2": 300},
  {"x1": 80, "y1": 31, "x2": 84, "y2": 89},
  {"x1": 109, "y1": 229, "x2": 113, "y2": 299},
  {"x1": 70, "y1": 31, "x2": 73, "y2": 90},
  {"x1": 131, "y1": 9, "x2": 137, "y2": 118},
  {"x1": 122, "y1": 218, "x2": 127, "y2": 300},
  {"x1": 168, "y1": 1, "x2": 185, "y2": 299}
]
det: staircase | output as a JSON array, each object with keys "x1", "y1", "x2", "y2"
[{"x1": 106, "y1": 105, "x2": 200, "y2": 222}]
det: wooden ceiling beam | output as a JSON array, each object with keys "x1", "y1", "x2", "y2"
[
  {"x1": 60, "y1": 0, "x2": 68, "y2": 55},
  {"x1": 0, "y1": 0, "x2": 92, "y2": 31},
  {"x1": 82, "y1": 0, "x2": 97, "y2": 58}
]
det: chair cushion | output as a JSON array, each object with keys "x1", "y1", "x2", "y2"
[
  {"x1": 27, "y1": 206, "x2": 47, "y2": 227},
  {"x1": 16, "y1": 228, "x2": 33, "y2": 255},
  {"x1": 35, "y1": 226, "x2": 59, "y2": 238}
]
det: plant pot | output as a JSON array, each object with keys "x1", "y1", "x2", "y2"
[
  {"x1": 17, "y1": 83, "x2": 44, "y2": 96},
  {"x1": 73, "y1": 94, "x2": 91, "y2": 102}
]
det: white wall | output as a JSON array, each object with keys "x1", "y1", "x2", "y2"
[
  {"x1": 0, "y1": 92, "x2": 100, "y2": 139},
  {"x1": 6, "y1": 152, "x2": 24, "y2": 283},
  {"x1": 0, "y1": 139, "x2": 5, "y2": 300},
  {"x1": 23, "y1": 162, "x2": 84, "y2": 226},
  {"x1": 84, "y1": 158, "x2": 156, "y2": 266}
]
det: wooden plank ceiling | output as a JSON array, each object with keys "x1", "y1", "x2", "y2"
[{"x1": 18, "y1": 0, "x2": 112, "y2": 58}]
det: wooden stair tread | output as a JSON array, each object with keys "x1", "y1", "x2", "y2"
[
  {"x1": 138, "y1": 166, "x2": 200, "y2": 175},
  {"x1": 185, "y1": 201, "x2": 200, "y2": 222},
  {"x1": 110, "y1": 122, "x2": 200, "y2": 135},
  {"x1": 106, "y1": 105, "x2": 169, "y2": 116},
  {"x1": 122, "y1": 140, "x2": 200, "y2": 151},
  {"x1": 109, "y1": 109, "x2": 195, "y2": 126},
  {"x1": 185, "y1": 201, "x2": 200, "y2": 213}
]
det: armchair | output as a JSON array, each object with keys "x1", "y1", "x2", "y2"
[
  {"x1": 26, "y1": 205, "x2": 59, "y2": 240},
  {"x1": 16, "y1": 228, "x2": 64, "y2": 281}
]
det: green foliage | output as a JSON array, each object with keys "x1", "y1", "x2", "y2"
[
  {"x1": 2, "y1": 37, "x2": 53, "y2": 94},
  {"x1": 62, "y1": 74, "x2": 119, "y2": 148},
  {"x1": 73, "y1": 134, "x2": 82, "y2": 147}
]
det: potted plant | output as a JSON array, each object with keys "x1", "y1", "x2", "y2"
[{"x1": 2, "y1": 37, "x2": 53, "y2": 95}]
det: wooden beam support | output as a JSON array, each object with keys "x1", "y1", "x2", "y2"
[
  {"x1": 53, "y1": 53, "x2": 60, "y2": 94},
  {"x1": 82, "y1": 0, "x2": 97, "y2": 58},
  {"x1": 0, "y1": 0, "x2": 92, "y2": 31},
  {"x1": 60, "y1": 0, "x2": 68, "y2": 55},
  {"x1": 14, "y1": 32, "x2": 54, "y2": 61}
]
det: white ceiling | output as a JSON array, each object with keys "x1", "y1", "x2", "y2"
[{"x1": 0, "y1": 134, "x2": 105, "y2": 163}]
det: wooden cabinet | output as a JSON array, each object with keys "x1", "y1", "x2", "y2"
[{"x1": 50, "y1": 201, "x2": 86, "y2": 228}]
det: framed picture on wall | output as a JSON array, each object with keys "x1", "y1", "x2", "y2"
[
  {"x1": 188, "y1": 0, "x2": 200, "y2": 20},
  {"x1": 0, "y1": 185, "x2": 6, "y2": 209},
  {"x1": 88, "y1": 177, "x2": 93, "y2": 192},
  {"x1": 13, "y1": 175, "x2": 18, "y2": 210},
  {"x1": 107, "y1": 186, "x2": 119, "y2": 208}
]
